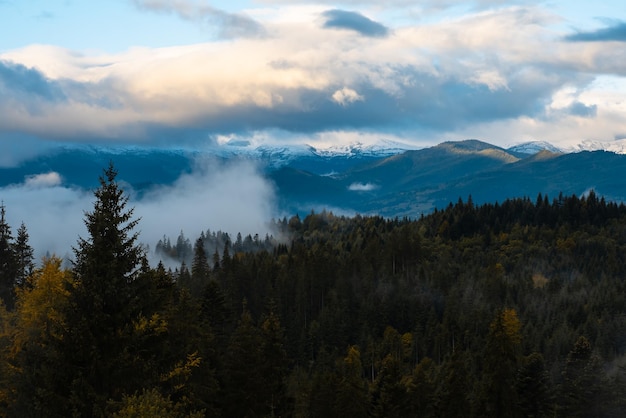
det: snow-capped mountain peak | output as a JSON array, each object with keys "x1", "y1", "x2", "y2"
[
  {"x1": 564, "y1": 139, "x2": 626, "y2": 155},
  {"x1": 507, "y1": 141, "x2": 563, "y2": 155},
  {"x1": 307, "y1": 139, "x2": 416, "y2": 158}
]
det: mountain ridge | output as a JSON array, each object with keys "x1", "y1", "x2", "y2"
[{"x1": 2, "y1": 139, "x2": 626, "y2": 218}]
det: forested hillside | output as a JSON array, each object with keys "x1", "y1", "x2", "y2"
[{"x1": 1, "y1": 166, "x2": 626, "y2": 417}]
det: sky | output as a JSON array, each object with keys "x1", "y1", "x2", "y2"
[
  {"x1": 0, "y1": 0, "x2": 625, "y2": 258},
  {"x1": 1, "y1": 0, "x2": 625, "y2": 155}
]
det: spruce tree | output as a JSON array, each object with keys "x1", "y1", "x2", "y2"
[
  {"x1": 189, "y1": 237, "x2": 210, "y2": 297},
  {"x1": 223, "y1": 301, "x2": 266, "y2": 417},
  {"x1": 64, "y1": 163, "x2": 152, "y2": 416},
  {"x1": 517, "y1": 352, "x2": 553, "y2": 418},
  {"x1": 0, "y1": 203, "x2": 16, "y2": 309},
  {"x1": 260, "y1": 305, "x2": 289, "y2": 416},
  {"x1": 476, "y1": 308, "x2": 523, "y2": 418},
  {"x1": 334, "y1": 346, "x2": 368, "y2": 418},
  {"x1": 14, "y1": 222, "x2": 34, "y2": 288},
  {"x1": 559, "y1": 336, "x2": 611, "y2": 417}
]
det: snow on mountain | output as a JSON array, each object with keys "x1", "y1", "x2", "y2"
[
  {"x1": 210, "y1": 138, "x2": 413, "y2": 168},
  {"x1": 507, "y1": 141, "x2": 563, "y2": 155},
  {"x1": 564, "y1": 139, "x2": 626, "y2": 155},
  {"x1": 216, "y1": 138, "x2": 626, "y2": 158},
  {"x1": 308, "y1": 139, "x2": 417, "y2": 158}
]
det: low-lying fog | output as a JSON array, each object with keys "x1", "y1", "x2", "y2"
[{"x1": 1, "y1": 158, "x2": 277, "y2": 265}]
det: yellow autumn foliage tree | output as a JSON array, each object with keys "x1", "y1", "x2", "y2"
[
  {"x1": 8, "y1": 256, "x2": 72, "y2": 415},
  {"x1": 14, "y1": 256, "x2": 71, "y2": 347}
]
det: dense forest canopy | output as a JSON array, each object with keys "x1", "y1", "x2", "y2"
[{"x1": 1, "y1": 165, "x2": 626, "y2": 417}]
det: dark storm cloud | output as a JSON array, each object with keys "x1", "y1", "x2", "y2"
[
  {"x1": 175, "y1": 70, "x2": 561, "y2": 135},
  {"x1": 0, "y1": 60, "x2": 119, "y2": 111},
  {"x1": 0, "y1": 60, "x2": 65, "y2": 101},
  {"x1": 132, "y1": 0, "x2": 266, "y2": 39},
  {"x1": 566, "y1": 102, "x2": 597, "y2": 118},
  {"x1": 321, "y1": 9, "x2": 389, "y2": 37},
  {"x1": 211, "y1": 8, "x2": 266, "y2": 39},
  {"x1": 565, "y1": 21, "x2": 626, "y2": 42},
  {"x1": 0, "y1": 134, "x2": 58, "y2": 168},
  {"x1": 0, "y1": 53, "x2": 568, "y2": 145}
]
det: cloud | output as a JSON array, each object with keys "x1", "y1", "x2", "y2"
[
  {"x1": 132, "y1": 0, "x2": 266, "y2": 39},
  {"x1": 138, "y1": 157, "x2": 276, "y2": 252},
  {"x1": 0, "y1": 183, "x2": 92, "y2": 261},
  {"x1": 2, "y1": 6, "x2": 626, "y2": 148},
  {"x1": 0, "y1": 158, "x2": 276, "y2": 264},
  {"x1": 348, "y1": 182, "x2": 378, "y2": 191},
  {"x1": 565, "y1": 21, "x2": 626, "y2": 42},
  {"x1": 332, "y1": 87, "x2": 364, "y2": 106},
  {"x1": 321, "y1": 9, "x2": 389, "y2": 37},
  {"x1": 565, "y1": 102, "x2": 597, "y2": 118},
  {"x1": 25, "y1": 172, "x2": 62, "y2": 188},
  {"x1": 0, "y1": 134, "x2": 58, "y2": 168},
  {"x1": 0, "y1": 60, "x2": 65, "y2": 102}
]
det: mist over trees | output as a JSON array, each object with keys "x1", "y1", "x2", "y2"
[{"x1": 1, "y1": 165, "x2": 626, "y2": 416}]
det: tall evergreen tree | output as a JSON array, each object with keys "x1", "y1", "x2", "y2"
[
  {"x1": 189, "y1": 237, "x2": 210, "y2": 297},
  {"x1": 334, "y1": 346, "x2": 368, "y2": 418},
  {"x1": 260, "y1": 305, "x2": 289, "y2": 417},
  {"x1": 63, "y1": 163, "x2": 159, "y2": 416},
  {"x1": 223, "y1": 301, "x2": 266, "y2": 417},
  {"x1": 200, "y1": 280, "x2": 229, "y2": 338},
  {"x1": 0, "y1": 204, "x2": 16, "y2": 309},
  {"x1": 517, "y1": 352, "x2": 553, "y2": 418},
  {"x1": 14, "y1": 222, "x2": 34, "y2": 288},
  {"x1": 559, "y1": 336, "x2": 611, "y2": 418},
  {"x1": 476, "y1": 308, "x2": 523, "y2": 418},
  {"x1": 437, "y1": 351, "x2": 472, "y2": 418},
  {"x1": 407, "y1": 357, "x2": 437, "y2": 417},
  {"x1": 370, "y1": 354, "x2": 410, "y2": 418}
]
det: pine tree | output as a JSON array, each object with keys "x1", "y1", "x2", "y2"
[
  {"x1": 63, "y1": 163, "x2": 158, "y2": 416},
  {"x1": 189, "y1": 237, "x2": 210, "y2": 297},
  {"x1": 517, "y1": 352, "x2": 553, "y2": 418},
  {"x1": 334, "y1": 346, "x2": 368, "y2": 418},
  {"x1": 0, "y1": 204, "x2": 16, "y2": 309},
  {"x1": 370, "y1": 354, "x2": 410, "y2": 418},
  {"x1": 223, "y1": 301, "x2": 266, "y2": 417},
  {"x1": 559, "y1": 336, "x2": 611, "y2": 417},
  {"x1": 476, "y1": 308, "x2": 523, "y2": 418},
  {"x1": 163, "y1": 288, "x2": 220, "y2": 416},
  {"x1": 260, "y1": 305, "x2": 289, "y2": 417},
  {"x1": 437, "y1": 351, "x2": 472, "y2": 418},
  {"x1": 407, "y1": 357, "x2": 437, "y2": 417},
  {"x1": 200, "y1": 280, "x2": 229, "y2": 338},
  {"x1": 14, "y1": 222, "x2": 34, "y2": 288}
]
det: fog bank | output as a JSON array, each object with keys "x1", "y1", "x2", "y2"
[{"x1": 0, "y1": 158, "x2": 276, "y2": 264}]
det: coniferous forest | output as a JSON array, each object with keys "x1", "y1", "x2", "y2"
[{"x1": 2, "y1": 164, "x2": 626, "y2": 417}]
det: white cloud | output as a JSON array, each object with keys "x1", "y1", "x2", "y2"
[
  {"x1": 332, "y1": 87, "x2": 364, "y2": 106},
  {"x1": 0, "y1": 184, "x2": 93, "y2": 261},
  {"x1": 24, "y1": 172, "x2": 62, "y2": 188},
  {"x1": 348, "y1": 182, "x2": 378, "y2": 191},
  {"x1": 1, "y1": 4, "x2": 625, "y2": 149},
  {"x1": 138, "y1": 157, "x2": 276, "y2": 253}
]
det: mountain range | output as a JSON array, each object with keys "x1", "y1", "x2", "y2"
[{"x1": 2, "y1": 139, "x2": 626, "y2": 218}]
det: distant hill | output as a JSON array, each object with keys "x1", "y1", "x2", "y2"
[
  {"x1": 270, "y1": 140, "x2": 626, "y2": 216},
  {"x1": 2, "y1": 140, "x2": 626, "y2": 217},
  {"x1": 0, "y1": 146, "x2": 195, "y2": 192}
]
